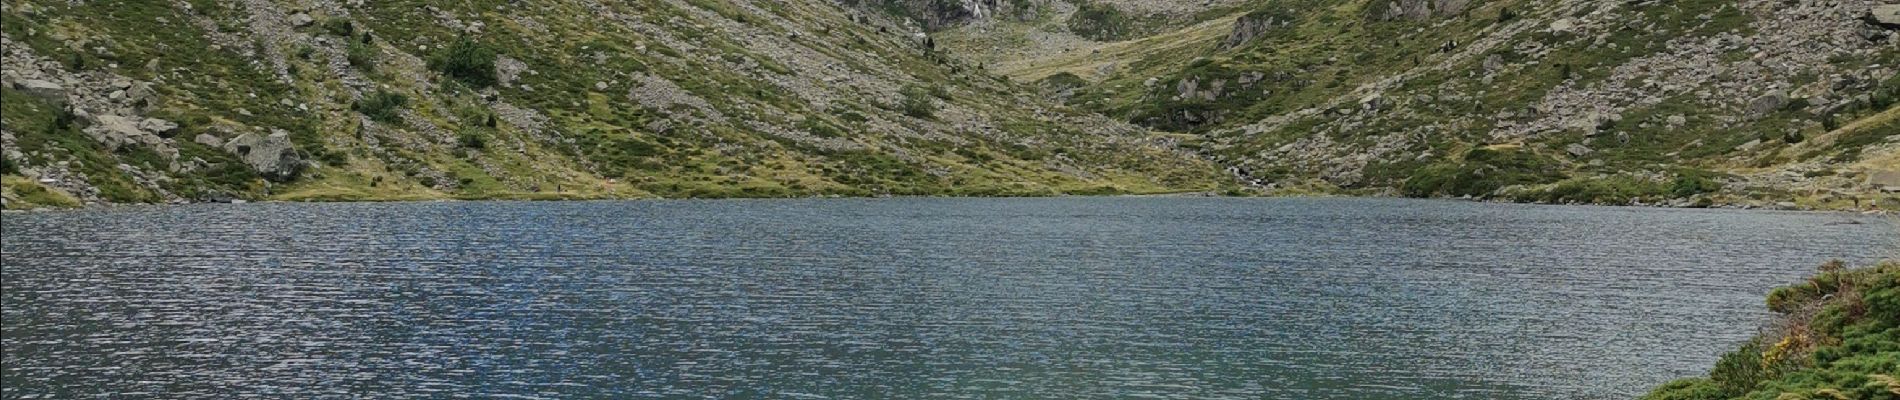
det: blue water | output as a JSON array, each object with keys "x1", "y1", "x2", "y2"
[{"x1": 2, "y1": 198, "x2": 1894, "y2": 399}]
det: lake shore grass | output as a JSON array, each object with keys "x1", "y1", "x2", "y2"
[{"x1": 1641, "y1": 260, "x2": 1900, "y2": 400}]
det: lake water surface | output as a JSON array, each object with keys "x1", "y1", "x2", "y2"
[{"x1": 3, "y1": 198, "x2": 1896, "y2": 399}]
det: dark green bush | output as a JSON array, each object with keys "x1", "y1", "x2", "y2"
[
  {"x1": 1669, "y1": 173, "x2": 1722, "y2": 198},
  {"x1": 321, "y1": 19, "x2": 355, "y2": 37},
  {"x1": 1531, "y1": 177, "x2": 1667, "y2": 204},
  {"x1": 457, "y1": 131, "x2": 488, "y2": 149},
  {"x1": 429, "y1": 38, "x2": 499, "y2": 87},
  {"x1": 353, "y1": 90, "x2": 408, "y2": 123},
  {"x1": 799, "y1": 118, "x2": 844, "y2": 139},
  {"x1": 1067, "y1": 2, "x2": 1130, "y2": 41},
  {"x1": 1401, "y1": 147, "x2": 1562, "y2": 198},
  {"x1": 900, "y1": 85, "x2": 937, "y2": 119},
  {"x1": 346, "y1": 40, "x2": 377, "y2": 72},
  {"x1": 1038, "y1": 72, "x2": 1088, "y2": 92}
]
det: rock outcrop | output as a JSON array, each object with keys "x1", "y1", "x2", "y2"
[
  {"x1": 1222, "y1": 11, "x2": 1293, "y2": 49},
  {"x1": 860, "y1": 0, "x2": 1006, "y2": 29},
  {"x1": 1870, "y1": 5, "x2": 1900, "y2": 28},
  {"x1": 222, "y1": 130, "x2": 304, "y2": 182},
  {"x1": 14, "y1": 79, "x2": 66, "y2": 104},
  {"x1": 1372, "y1": 0, "x2": 1472, "y2": 21},
  {"x1": 82, "y1": 115, "x2": 166, "y2": 151}
]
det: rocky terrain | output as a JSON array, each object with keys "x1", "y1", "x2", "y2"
[
  {"x1": 922, "y1": 0, "x2": 1900, "y2": 210},
  {"x1": 0, "y1": 0, "x2": 1237, "y2": 209},
  {"x1": 4, "y1": 0, "x2": 1898, "y2": 210}
]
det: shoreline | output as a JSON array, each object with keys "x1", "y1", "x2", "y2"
[{"x1": 6, "y1": 191, "x2": 1894, "y2": 216}]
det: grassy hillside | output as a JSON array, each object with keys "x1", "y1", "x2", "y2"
[
  {"x1": 6, "y1": 0, "x2": 1896, "y2": 209},
  {"x1": 1643, "y1": 260, "x2": 1900, "y2": 400},
  {"x1": 0, "y1": 0, "x2": 1238, "y2": 209},
  {"x1": 935, "y1": 0, "x2": 1900, "y2": 209}
]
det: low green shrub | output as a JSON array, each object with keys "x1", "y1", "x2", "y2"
[
  {"x1": 1670, "y1": 173, "x2": 1723, "y2": 198},
  {"x1": 321, "y1": 18, "x2": 355, "y2": 37},
  {"x1": 457, "y1": 131, "x2": 488, "y2": 149},
  {"x1": 354, "y1": 90, "x2": 408, "y2": 123},
  {"x1": 900, "y1": 85, "x2": 937, "y2": 119},
  {"x1": 1067, "y1": 2, "x2": 1130, "y2": 41},
  {"x1": 346, "y1": 40, "x2": 377, "y2": 72},
  {"x1": 1038, "y1": 72, "x2": 1088, "y2": 92},
  {"x1": 429, "y1": 38, "x2": 499, "y2": 87},
  {"x1": 1400, "y1": 147, "x2": 1562, "y2": 198}
]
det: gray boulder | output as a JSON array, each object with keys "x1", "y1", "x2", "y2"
[
  {"x1": 1566, "y1": 143, "x2": 1595, "y2": 157},
  {"x1": 83, "y1": 115, "x2": 164, "y2": 150},
  {"x1": 16, "y1": 79, "x2": 66, "y2": 104},
  {"x1": 1359, "y1": 94, "x2": 1387, "y2": 112},
  {"x1": 1375, "y1": 0, "x2": 1471, "y2": 21},
  {"x1": 1869, "y1": 5, "x2": 1900, "y2": 28},
  {"x1": 194, "y1": 133, "x2": 224, "y2": 147},
  {"x1": 139, "y1": 118, "x2": 180, "y2": 137},
  {"x1": 289, "y1": 13, "x2": 316, "y2": 28},
  {"x1": 1747, "y1": 92, "x2": 1788, "y2": 120},
  {"x1": 223, "y1": 129, "x2": 305, "y2": 182},
  {"x1": 1222, "y1": 11, "x2": 1293, "y2": 49},
  {"x1": 124, "y1": 82, "x2": 157, "y2": 111}
]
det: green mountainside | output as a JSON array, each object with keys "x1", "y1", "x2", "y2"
[
  {"x1": 0, "y1": 0, "x2": 1234, "y2": 208},
  {"x1": 3, "y1": 0, "x2": 1899, "y2": 209},
  {"x1": 934, "y1": 0, "x2": 1900, "y2": 209}
]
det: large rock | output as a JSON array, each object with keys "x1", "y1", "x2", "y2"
[
  {"x1": 222, "y1": 129, "x2": 305, "y2": 182},
  {"x1": 194, "y1": 133, "x2": 224, "y2": 147},
  {"x1": 1549, "y1": 18, "x2": 1578, "y2": 33},
  {"x1": 1374, "y1": 0, "x2": 1471, "y2": 21},
  {"x1": 138, "y1": 118, "x2": 180, "y2": 137},
  {"x1": 289, "y1": 13, "x2": 316, "y2": 28},
  {"x1": 1566, "y1": 143, "x2": 1595, "y2": 157},
  {"x1": 1359, "y1": 93, "x2": 1387, "y2": 112},
  {"x1": 1747, "y1": 92, "x2": 1789, "y2": 120},
  {"x1": 1222, "y1": 10, "x2": 1293, "y2": 49},
  {"x1": 1869, "y1": 5, "x2": 1900, "y2": 28},
  {"x1": 857, "y1": 0, "x2": 1002, "y2": 30},
  {"x1": 15, "y1": 79, "x2": 67, "y2": 104},
  {"x1": 124, "y1": 82, "x2": 157, "y2": 111},
  {"x1": 83, "y1": 115, "x2": 164, "y2": 150},
  {"x1": 1871, "y1": 170, "x2": 1900, "y2": 192}
]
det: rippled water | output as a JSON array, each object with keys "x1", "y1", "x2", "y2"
[{"x1": 3, "y1": 198, "x2": 1895, "y2": 399}]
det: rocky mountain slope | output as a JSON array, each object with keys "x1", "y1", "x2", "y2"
[
  {"x1": 6, "y1": 0, "x2": 1898, "y2": 210},
  {"x1": 0, "y1": 0, "x2": 1238, "y2": 208},
  {"x1": 922, "y1": 0, "x2": 1900, "y2": 209}
]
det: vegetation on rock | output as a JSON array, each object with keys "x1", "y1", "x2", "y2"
[{"x1": 1644, "y1": 260, "x2": 1900, "y2": 400}]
